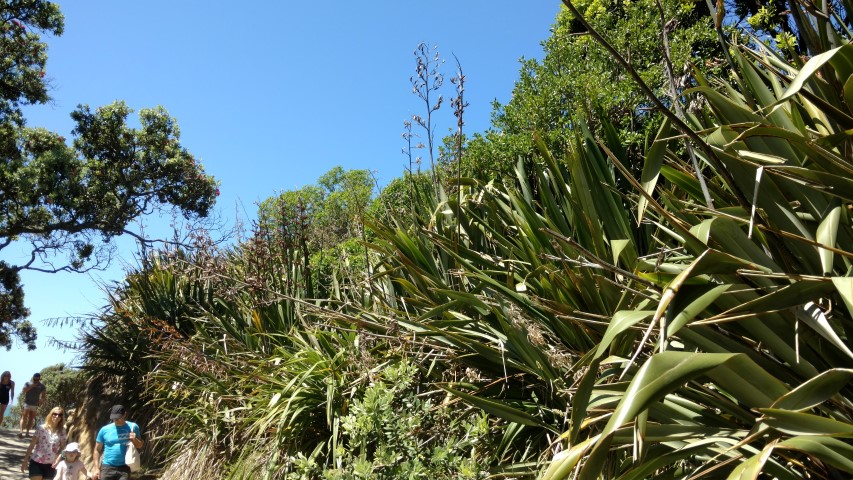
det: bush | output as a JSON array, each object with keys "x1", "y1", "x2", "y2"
[{"x1": 290, "y1": 361, "x2": 491, "y2": 480}]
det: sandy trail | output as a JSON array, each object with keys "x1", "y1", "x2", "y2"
[{"x1": 0, "y1": 427, "x2": 31, "y2": 479}]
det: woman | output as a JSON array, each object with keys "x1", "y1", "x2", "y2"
[
  {"x1": 21, "y1": 406, "x2": 67, "y2": 480},
  {"x1": 0, "y1": 371, "x2": 13, "y2": 424}
]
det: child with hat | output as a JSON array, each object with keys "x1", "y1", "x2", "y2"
[{"x1": 53, "y1": 442, "x2": 90, "y2": 480}]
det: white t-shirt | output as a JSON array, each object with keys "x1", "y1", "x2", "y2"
[{"x1": 54, "y1": 459, "x2": 87, "y2": 480}]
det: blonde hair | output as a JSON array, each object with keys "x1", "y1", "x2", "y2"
[{"x1": 42, "y1": 407, "x2": 66, "y2": 434}]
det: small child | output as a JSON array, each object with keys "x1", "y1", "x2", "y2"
[{"x1": 53, "y1": 442, "x2": 90, "y2": 480}]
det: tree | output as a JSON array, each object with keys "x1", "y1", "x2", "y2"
[
  {"x1": 0, "y1": 1, "x2": 219, "y2": 350},
  {"x1": 459, "y1": 0, "x2": 719, "y2": 182},
  {"x1": 256, "y1": 166, "x2": 375, "y2": 298}
]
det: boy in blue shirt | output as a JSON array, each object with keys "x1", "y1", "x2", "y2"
[{"x1": 92, "y1": 405, "x2": 143, "y2": 480}]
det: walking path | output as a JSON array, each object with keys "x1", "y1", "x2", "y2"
[{"x1": 0, "y1": 427, "x2": 31, "y2": 479}]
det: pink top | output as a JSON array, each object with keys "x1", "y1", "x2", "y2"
[
  {"x1": 55, "y1": 459, "x2": 88, "y2": 480},
  {"x1": 31, "y1": 424, "x2": 66, "y2": 464}
]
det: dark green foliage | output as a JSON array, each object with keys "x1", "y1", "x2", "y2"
[
  {"x1": 0, "y1": 0, "x2": 63, "y2": 125},
  {"x1": 459, "y1": 0, "x2": 719, "y2": 184},
  {"x1": 75, "y1": 237, "x2": 501, "y2": 480},
  {"x1": 0, "y1": 261, "x2": 32, "y2": 348},
  {"x1": 257, "y1": 166, "x2": 375, "y2": 298},
  {"x1": 0, "y1": 1, "x2": 218, "y2": 349},
  {"x1": 369, "y1": 172, "x2": 435, "y2": 229},
  {"x1": 320, "y1": 361, "x2": 490, "y2": 480}
]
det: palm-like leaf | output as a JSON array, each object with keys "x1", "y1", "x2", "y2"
[{"x1": 366, "y1": 3, "x2": 853, "y2": 478}]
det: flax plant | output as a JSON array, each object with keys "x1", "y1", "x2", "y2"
[
  {"x1": 365, "y1": 1, "x2": 853, "y2": 478},
  {"x1": 78, "y1": 2, "x2": 853, "y2": 478}
]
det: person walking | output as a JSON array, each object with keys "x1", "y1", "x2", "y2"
[
  {"x1": 0, "y1": 370, "x2": 14, "y2": 424},
  {"x1": 92, "y1": 405, "x2": 143, "y2": 480},
  {"x1": 20, "y1": 372, "x2": 47, "y2": 437},
  {"x1": 53, "y1": 442, "x2": 90, "y2": 480},
  {"x1": 21, "y1": 406, "x2": 67, "y2": 480}
]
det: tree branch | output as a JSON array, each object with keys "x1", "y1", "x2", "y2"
[{"x1": 656, "y1": 0, "x2": 714, "y2": 209}]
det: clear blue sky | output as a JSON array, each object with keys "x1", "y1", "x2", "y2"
[{"x1": 2, "y1": 1, "x2": 561, "y2": 395}]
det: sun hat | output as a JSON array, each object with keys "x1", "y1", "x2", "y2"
[{"x1": 64, "y1": 442, "x2": 80, "y2": 453}]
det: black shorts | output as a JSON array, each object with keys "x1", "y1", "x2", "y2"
[
  {"x1": 100, "y1": 464, "x2": 132, "y2": 480},
  {"x1": 28, "y1": 459, "x2": 56, "y2": 478}
]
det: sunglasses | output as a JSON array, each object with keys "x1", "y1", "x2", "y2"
[{"x1": 51, "y1": 413, "x2": 63, "y2": 417}]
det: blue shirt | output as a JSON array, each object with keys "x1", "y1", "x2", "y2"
[{"x1": 96, "y1": 421, "x2": 141, "y2": 467}]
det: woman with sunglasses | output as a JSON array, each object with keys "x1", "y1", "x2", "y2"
[{"x1": 21, "y1": 407, "x2": 67, "y2": 480}]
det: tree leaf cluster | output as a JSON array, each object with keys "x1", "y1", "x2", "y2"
[
  {"x1": 0, "y1": 0, "x2": 219, "y2": 349},
  {"x1": 458, "y1": 0, "x2": 719, "y2": 183}
]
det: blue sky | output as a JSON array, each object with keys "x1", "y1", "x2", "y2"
[{"x1": 2, "y1": 1, "x2": 560, "y2": 393}]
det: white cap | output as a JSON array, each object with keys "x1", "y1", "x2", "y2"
[{"x1": 64, "y1": 442, "x2": 80, "y2": 453}]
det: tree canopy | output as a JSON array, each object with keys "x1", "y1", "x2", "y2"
[
  {"x1": 256, "y1": 165, "x2": 375, "y2": 298},
  {"x1": 458, "y1": 0, "x2": 719, "y2": 182},
  {"x1": 0, "y1": 0, "x2": 219, "y2": 349}
]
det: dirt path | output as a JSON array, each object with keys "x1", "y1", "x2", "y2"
[{"x1": 0, "y1": 427, "x2": 31, "y2": 479}]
